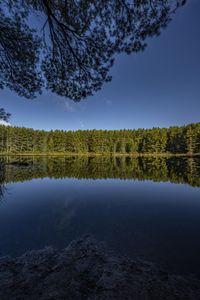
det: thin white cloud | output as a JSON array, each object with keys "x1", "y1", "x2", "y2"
[
  {"x1": 79, "y1": 121, "x2": 85, "y2": 128},
  {"x1": 0, "y1": 120, "x2": 11, "y2": 126},
  {"x1": 105, "y1": 99, "x2": 112, "y2": 106},
  {"x1": 64, "y1": 100, "x2": 76, "y2": 113}
]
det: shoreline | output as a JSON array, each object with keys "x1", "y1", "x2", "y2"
[{"x1": 0, "y1": 152, "x2": 200, "y2": 157}]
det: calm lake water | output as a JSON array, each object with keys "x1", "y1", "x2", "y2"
[{"x1": 0, "y1": 156, "x2": 200, "y2": 277}]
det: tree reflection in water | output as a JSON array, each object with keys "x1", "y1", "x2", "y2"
[
  {"x1": 0, "y1": 155, "x2": 200, "y2": 188},
  {"x1": 0, "y1": 162, "x2": 6, "y2": 201}
]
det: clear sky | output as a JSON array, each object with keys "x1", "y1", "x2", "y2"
[{"x1": 0, "y1": 0, "x2": 200, "y2": 131}]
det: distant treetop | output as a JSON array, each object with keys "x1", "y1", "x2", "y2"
[{"x1": 0, "y1": 0, "x2": 186, "y2": 101}]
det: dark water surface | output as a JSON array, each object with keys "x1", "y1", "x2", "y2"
[{"x1": 0, "y1": 156, "x2": 200, "y2": 277}]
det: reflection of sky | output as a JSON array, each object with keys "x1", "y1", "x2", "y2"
[
  {"x1": 1, "y1": 1, "x2": 200, "y2": 131},
  {"x1": 0, "y1": 178, "x2": 200, "y2": 277}
]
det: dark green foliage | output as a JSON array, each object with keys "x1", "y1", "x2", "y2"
[
  {"x1": 0, "y1": 0, "x2": 186, "y2": 100},
  {"x1": 0, "y1": 108, "x2": 11, "y2": 122},
  {"x1": 0, "y1": 123, "x2": 200, "y2": 155}
]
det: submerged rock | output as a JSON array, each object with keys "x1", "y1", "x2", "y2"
[{"x1": 0, "y1": 236, "x2": 199, "y2": 300}]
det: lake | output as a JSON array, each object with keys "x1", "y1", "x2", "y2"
[{"x1": 0, "y1": 156, "x2": 200, "y2": 278}]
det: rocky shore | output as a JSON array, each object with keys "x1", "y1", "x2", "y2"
[{"x1": 0, "y1": 236, "x2": 200, "y2": 300}]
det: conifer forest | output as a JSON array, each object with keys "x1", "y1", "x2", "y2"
[{"x1": 0, "y1": 123, "x2": 200, "y2": 155}]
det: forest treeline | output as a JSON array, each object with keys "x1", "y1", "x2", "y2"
[
  {"x1": 1, "y1": 156, "x2": 200, "y2": 188},
  {"x1": 0, "y1": 123, "x2": 200, "y2": 155}
]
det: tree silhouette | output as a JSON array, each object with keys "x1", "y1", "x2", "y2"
[
  {"x1": 0, "y1": 108, "x2": 11, "y2": 122},
  {"x1": 0, "y1": 0, "x2": 186, "y2": 101}
]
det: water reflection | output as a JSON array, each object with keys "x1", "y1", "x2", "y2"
[
  {"x1": 0, "y1": 156, "x2": 200, "y2": 278},
  {"x1": 0, "y1": 155, "x2": 200, "y2": 187},
  {"x1": 0, "y1": 162, "x2": 6, "y2": 201}
]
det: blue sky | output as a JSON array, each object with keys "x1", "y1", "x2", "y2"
[{"x1": 0, "y1": 0, "x2": 200, "y2": 131}]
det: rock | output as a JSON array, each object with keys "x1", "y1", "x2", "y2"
[{"x1": 0, "y1": 236, "x2": 199, "y2": 300}]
